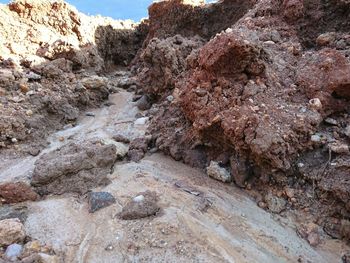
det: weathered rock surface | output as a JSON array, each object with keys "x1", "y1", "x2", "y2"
[
  {"x1": 88, "y1": 192, "x2": 116, "y2": 213},
  {"x1": 0, "y1": 0, "x2": 147, "y2": 148},
  {"x1": 0, "y1": 218, "x2": 26, "y2": 246},
  {"x1": 134, "y1": 0, "x2": 350, "y2": 236},
  {"x1": 206, "y1": 161, "x2": 231, "y2": 183},
  {"x1": 0, "y1": 182, "x2": 38, "y2": 204},
  {"x1": 31, "y1": 141, "x2": 117, "y2": 195},
  {"x1": 119, "y1": 191, "x2": 160, "y2": 220}
]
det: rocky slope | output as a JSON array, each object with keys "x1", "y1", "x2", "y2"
[
  {"x1": 133, "y1": 0, "x2": 350, "y2": 244},
  {"x1": 1, "y1": 0, "x2": 350, "y2": 262},
  {"x1": 0, "y1": 0, "x2": 146, "y2": 153}
]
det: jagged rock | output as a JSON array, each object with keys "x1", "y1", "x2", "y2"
[
  {"x1": 206, "y1": 161, "x2": 231, "y2": 183},
  {"x1": 88, "y1": 192, "x2": 116, "y2": 213},
  {"x1": 0, "y1": 218, "x2": 26, "y2": 246},
  {"x1": 31, "y1": 141, "x2": 117, "y2": 195}
]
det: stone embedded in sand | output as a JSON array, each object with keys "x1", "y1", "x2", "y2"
[
  {"x1": 265, "y1": 192, "x2": 286, "y2": 214},
  {"x1": 88, "y1": 192, "x2": 116, "y2": 213},
  {"x1": 206, "y1": 161, "x2": 231, "y2": 183},
  {"x1": 4, "y1": 243, "x2": 23, "y2": 261},
  {"x1": 136, "y1": 95, "x2": 152, "y2": 111},
  {"x1": 119, "y1": 191, "x2": 160, "y2": 220},
  {"x1": 31, "y1": 141, "x2": 118, "y2": 195},
  {"x1": 0, "y1": 218, "x2": 26, "y2": 246},
  {"x1": 100, "y1": 139, "x2": 129, "y2": 159},
  {"x1": 0, "y1": 182, "x2": 39, "y2": 204}
]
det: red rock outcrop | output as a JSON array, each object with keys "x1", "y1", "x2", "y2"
[{"x1": 134, "y1": 0, "x2": 350, "y2": 232}]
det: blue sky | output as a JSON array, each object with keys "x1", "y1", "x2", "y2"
[{"x1": 0, "y1": 0, "x2": 153, "y2": 21}]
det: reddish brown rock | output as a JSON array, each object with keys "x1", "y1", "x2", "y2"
[
  {"x1": 297, "y1": 49, "x2": 350, "y2": 113},
  {"x1": 0, "y1": 182, "x2": 38, "y2": 204}
]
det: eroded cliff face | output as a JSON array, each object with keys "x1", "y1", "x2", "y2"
[
  {"x1": 1, "y1": 0, "x2": 350, "y2": 255},
  {"x1": 133, "y1": 0, "x2": 350, "y2": 241},
  {"x1": 0, "y1": 0, "x2": 147, "y2": 152}
]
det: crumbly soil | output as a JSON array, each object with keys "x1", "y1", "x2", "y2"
[{"x1": 1, "y1": 0, "x2": 350, "y2": 262}]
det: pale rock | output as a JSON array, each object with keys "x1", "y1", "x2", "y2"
[
  {"x1": 0, "y1": 218, "x2": 26, "y2": 246},
  {"x1": 4, "y1": 243, "x2": 23, "y2": 261},
  {"x1": 38, "y1": 253, "x2": 59, "y2": 263},
  {"x1": 101, "y1": 139, "x2": 129, "y2": 158},
  {"x1": 134, "y1": 117, "x2": 149, "y2": 125},
  {"x1": 206, "y1": 161, "x2": 232, "y2": 183},
  {"x1": 81, "y1": 76, "x2": 108, "y2": 89},
  {"x1": 133, "y1": 195, "x2": 145, "y2": 203},
  {"x1": 25, "y1": 72, "x2": 41, "y2": 81},
  {"x1": 329, "y1": 142, "x2": 349, "y2": 154},
  {"x1": 265, "y1": 192, "x2": 286, "y2": 213}
]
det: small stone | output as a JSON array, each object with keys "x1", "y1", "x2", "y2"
[
  {"x1": 316, "y1": 33, "x2": 336, "y2": 46},
  {"x1": 290, "y1": 197, "x2": 297, "y2": 203},
  {"x1": 264, "y1": 40, "x2": 275, "y2": 45},
  {"x1": 258, "y1": 201, "x2": 267, "y2": 209},
  {"x1": 206, "y1": 161, "x2": 231, "y2": 183},
  {"x1": 19, "y1": 84, "x2": 29, "y2": 93},
  {"x1": 166, "y1": 95, "x2": 174, "y2": 102},
  {"x1": 101, "y1": 139, "x2": 129, "y2": 159},
  {"x1": 58, "y1": 137, "x2": 64, "y2": 142},
  {"x1": 37, "y1": 253, "x2": 59, "y2": 263},
  {"x1": 26, "y1": 72, "x2": 41, "y2": 81},
  {"x1": 86, "y1": 112, "x2": 95, "y2": 117},
  {"x1": 112, "y1": 134, "x2": 130, "y2": 144},
  {"x1": 119, "y1": 191, "x2": 159, "y2": 220},
  {"x1": 324, "y1": 118, "x2": 338, "y2": 126},
  {"x1": 4, "y1": 243, "x2": 23, "y2": 261},
  {"x1": 329, "y1": 142, "x2": 349, "y2": 154},
  {"x1": 0, "y1": 182, "x2": 39, "y2": 204},
  {"x1": 307, "y1": 232, "x2": 320, "y2": 247},
  {"x1": 0, "y1": 218, "x2": 26, "y2": 246},
  {"x1": 136, "y1": 95, "x2": 151, "y2": 111},
  {"x1": 285, "y1": 188, "x2": 295, "y2": 198},
  {"x1": 265, "y1": 192, "x2": 286, "y2": 213},
  {"x1": 311, "y1": 134, "x2": 321, "y2": 143},
  {"x1": 309, "y1": 98, "x2": 322, "y2": 110},
  {"x1": 133, "y1": 195, "x2": 145, "y2": 203},
  {"x1": 25, "y1": 110, "x2": 33, "y2": 116},
  {"x1": 11, "y1": 138, "x2": 18, "y2": 143},
  {"x1": 88, "y1": 192, "x2": 116, "y2": 213},
  {"x1": 81, "y1": 76, "x2": 108, "y2": 89},
  {"x1": 105, "y1": 244, "x2": 114, "y2": 251},
  {"x1": 344, "y1": 125, "x2": 350, "y2": 138},
  {"x1": 134, "y1": 117, "x2": 149, "y2": 125},
  {"x1": 22, "y1": 240, "x2": 43, "y2": 257}
]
